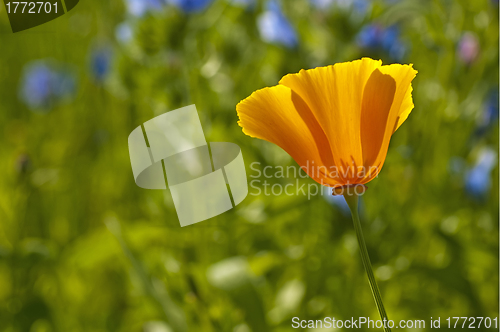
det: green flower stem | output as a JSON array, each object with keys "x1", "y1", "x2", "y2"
[{"x1": 344, "y1": 193, "x2": 392, "y2": 332}]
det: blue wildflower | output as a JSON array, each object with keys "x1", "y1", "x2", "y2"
[
  {"x1": 357, "y1": 24, "x2": 406, "y2": 61},
  {"x1": 352, "y1": 0, "x2": 369, "y2": 15},
  {"x1": 310, "y1": 0, "x2": 335, "y2": 9},
  {"x1": 168, "y1": 0, "x2": 214, "y2": 13},
  {"x1": 20, "y1": 63, "x2": 53, "y2": 110},
  {"x1": 482, "y1": 91, "x2": 499, "y2": 127},
  {"x1": 115, "y1": 22, "x2": 133, "y2": 43},
  {"x1": 19, "y1": 61, "x2": 76, "y2": 112},
  {"x1": 125, "y1": 0, "x2": 165, "y2": 17},
  {"x1": 380, "y1": 25, "x2": 399, "y2": 50},
  {"x1": 465, "y1": 148, "x2": 497, "y2": 199},
  {"x1": 257, "y1": 0, "x2": 298, "y2": 48},
  {"x1": 473, "y1": 90, "x2": 499, "y2": 137},
  {"x1": 90, "y1": 46, "x2": 112, "y2": 83},
  {"x1": 311, "y1": 0, "x2": 369, "y2": 14},
  {"x1": 357, "y1": 24, "x2": 382, "y2": 48}
]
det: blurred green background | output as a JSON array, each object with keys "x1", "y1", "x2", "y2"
[{"x1": 0, "y1": 0, "x2": 498, "y2": 331}]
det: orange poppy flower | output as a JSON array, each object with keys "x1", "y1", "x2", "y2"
[{"x1": 236, "y1": 57, "x2": 417, "y2": 193}]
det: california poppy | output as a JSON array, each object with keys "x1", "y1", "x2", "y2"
[
  {"x1": 236, "y1": 57, "x2": 417, "y2": 332},
  {"x1": 236, "y1": 57, "x2": 417, "y2": 193}
]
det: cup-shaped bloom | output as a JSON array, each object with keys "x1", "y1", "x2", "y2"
[{"x1": 236, "y1": 58, "x2": 417, "y2": 190}]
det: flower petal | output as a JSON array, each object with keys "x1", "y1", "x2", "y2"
[
  {"x1": 360, "y1": 68, "x2": 396, "y2": 170},
  {"x1": 378, "y1": 63, "x2": 417, "y2": 132},
  {"x1": 279, "y1": 58, "x2": 383, "y2": 169},
  {"x1": 362, "y1": 63, "x2": 417, "y2": 180},
  {"x1": 236, "y1": 85, "x2": 339, "y2": 185}
]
